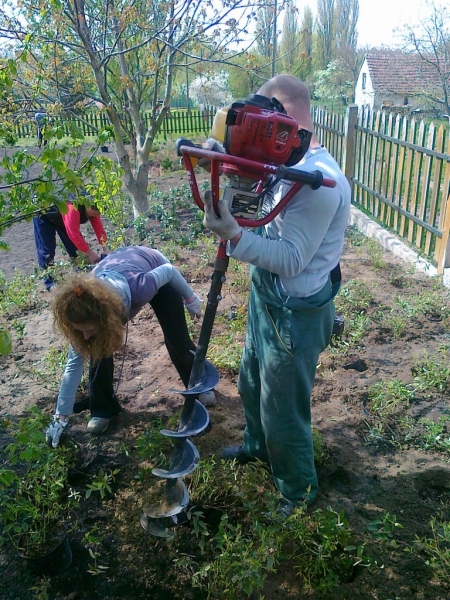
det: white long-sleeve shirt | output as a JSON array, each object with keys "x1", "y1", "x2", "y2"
[{"x1": 229, "y1": 147, "x2": 351, "y2": 298}]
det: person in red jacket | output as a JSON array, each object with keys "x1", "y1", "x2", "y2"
[
  {"x1": 61, "y1": 203, "x2": 108, "y2": 265},
  {"x1": 33, "y1": 202, "x2": 109, "y2": 291}
]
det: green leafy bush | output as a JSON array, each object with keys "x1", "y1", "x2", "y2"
[{"x1": 0, "y1": 408, "x2": 79, "y2": 555}]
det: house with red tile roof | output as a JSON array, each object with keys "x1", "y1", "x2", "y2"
[{"x1": 355, "y1": 51, "x2": 444, "y2": 112}]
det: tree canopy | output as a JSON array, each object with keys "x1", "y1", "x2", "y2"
[
  {"x1": 401, "y1": 1, "x2": 450, "y2": 114},
  {"x1": 1, "y1": 0, "x2": 278, "y2": 215}
]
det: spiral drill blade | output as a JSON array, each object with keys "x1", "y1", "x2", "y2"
[
  {"x1": 152, "y1": 438, "x2": 200, "y2": 479},
  {"x1": 160, "y1": 399, "x2": 210, "y2": 438},
  {"x1": 140, "y1": 479, "x2": 189, "y2": 539},
  {"x1": 170, "y1": 359, "x2": 219, "y2": 397},
  {"x1": 142, "y1": 243, "x2": 229, "y2": 538},
  {"x1": 142, "y1": 478, "x2": 189, "y2": 518}
]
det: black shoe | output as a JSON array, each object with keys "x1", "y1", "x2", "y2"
[
  {"x1": 44, "y1": 277, "x2": 55, "y2": 292},
  {"x1": 220, "y1": 445, "x2": 259, "y2": 465},
  {"x1": 73, "y1": 397, "x2": 90, "y2": 414},
  {"x1": 262, "y1": 499, "x2": 296, "y2": 522},
  {"x1": 277, "y1": 499, "x2": 295, "y2": 518}
]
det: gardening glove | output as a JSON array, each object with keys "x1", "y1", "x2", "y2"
[
  {"x1": 45, "y1": 415, "x2": 68, "y2": 448},
  {"x1": 203, "y1": 190, "x2": 242, "y2": 240},
  {"x1": 184, "y1": 293, "x2": 203, "y2": 319},
  {"x1": 198, "y1": 138, "x2": 226, "y2": 171}
]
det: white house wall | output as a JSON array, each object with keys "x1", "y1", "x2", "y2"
[
  {"x1": 355, "y1": 55, "x2": 426, "y2": 111},
  {"x1": 355, "y1": 60, "x2": 375, "y2": 109}
]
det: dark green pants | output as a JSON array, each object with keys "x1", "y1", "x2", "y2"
[{"x1": 238, "y1": 266, "x2": 338, "y2": 505}]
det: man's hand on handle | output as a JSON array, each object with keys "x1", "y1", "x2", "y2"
[
  {"x1": 184, "y1": 293, "x2": 203, "y2": 319},
  {"x1": 203, "y1": 190, "x2": 242, "y2": 242}
]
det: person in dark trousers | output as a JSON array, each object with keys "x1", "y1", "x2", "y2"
[
  {"x1": 33, "y1": 202, "x2": 108, "y2": 291},
  {"x1": 35, "y1": 111, "x2": 48, "y2": 148},
  {"x1": 203, "y1": 74, "x2": 351, "y2": 516},
  {"x1": 45, "y1": 245, "x2": 216, "y2": 448}
]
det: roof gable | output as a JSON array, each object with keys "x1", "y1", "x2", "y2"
[{"x1": 364, "y1": 52, "x2": 442, "y2": 96}]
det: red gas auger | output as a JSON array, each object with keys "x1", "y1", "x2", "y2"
[{"x1": 140, "y1": 95, "x2": 336, "y2": 539}]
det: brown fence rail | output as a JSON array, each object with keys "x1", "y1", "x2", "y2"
[{"x1": 313, "y1": 106, "x2": 450, "y2": 275}]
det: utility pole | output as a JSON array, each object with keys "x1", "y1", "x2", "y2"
[
  {"x1": 185, "y1": 54, "x2": 190, "y2": 114},
  {"x1": 271, "y1": 0, "x2": 277, "y2": 77}
]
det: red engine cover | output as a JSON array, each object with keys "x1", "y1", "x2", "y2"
[{"x1": 225, "y1": 104, "x2": 301, "y2": 166}]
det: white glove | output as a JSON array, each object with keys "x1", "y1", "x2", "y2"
[
  {"x1": 203, "y1": 190, "x2": 242, "y2": 240},
  {"x1": 45, "y1": 415, "x2": 68, "y2": 448},
  {"x1": 198, "y1": 138, "x2": 225, "y2": 171},
  {"x1": 184, "y1": 293, "x2": 203, "y2": 319},
  {"x1": 204, "y1": 138, "x2": 225, "y2": 153}
]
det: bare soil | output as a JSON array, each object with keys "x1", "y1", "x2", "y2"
[{"x1": 1, "y1": 145, "x2": 450, "y2": 599}]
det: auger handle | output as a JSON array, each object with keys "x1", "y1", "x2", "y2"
[
  {"x1": 177, "y1": 143, "x2": 337, "y2": 228},
  {"x1": 276, "y1": 166, "x2": 336, "y2": 189}
]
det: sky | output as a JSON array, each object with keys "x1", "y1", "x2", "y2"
[{"x1": 301, "y1": 0, "x2": 428, "y2": 49}]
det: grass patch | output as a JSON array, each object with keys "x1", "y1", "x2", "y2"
[
  {"x1": 367, "y1": 380, "x2": 415, "y2": 415},
  {"x1": 170, "y1": 458, "x2": 373, "y2": 598}
]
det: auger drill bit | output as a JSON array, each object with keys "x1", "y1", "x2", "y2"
[{"x1": 141, "y1": 244, "x2": 229, "y2": 538}]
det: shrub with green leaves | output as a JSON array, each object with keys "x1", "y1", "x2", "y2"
[
  {"x1": 335, "y1": 279, "x2": 373, "y2": 316},
  {"x1": 290, "y1": 506, "x2": 370, "y2": 592},
  {"x1": 134, "y1": 416, "x2": 181, "y2": 480},
  {"x1": 412, "y1": 347, "x2": 450, "y2": 393},
  {"x1": 367, "y1": 511, "x2": 403, "y2": 547},
  {"x1": 0, "y1": 408, "x2": 79, "y2": 555},
  {"x1": 417, "y1": 417, "x2": 450, "y2": 454},
  {"x1": 26, "y1": 345, "x2": 71, "y2": 392},
  {"x1": 0, "y1": 270, "x2": 40, "y2": 317},
  {"x1": 410, "y1": 513, "x2": 450, "y2": 585}
]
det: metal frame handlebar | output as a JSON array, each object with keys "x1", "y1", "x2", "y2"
[{"x1": 178, "y1": 144, "x2": 336, "y2": 228}]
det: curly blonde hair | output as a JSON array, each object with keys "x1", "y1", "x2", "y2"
[{"x1": 51, "y1": 273, "x2": 127, "y2": 360}]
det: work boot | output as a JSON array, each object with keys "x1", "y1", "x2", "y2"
[
  {"x1": 276, "y1": 499, "x2": 295, "y2": 518},
  {"x1": 43, "y1": 276, "x2": 55, "y2": 292},
  {"x1": 220, "y1": 444, "x2": 259, "y2": 465},
  {"x1": 198, "y1": 390, "x2": 216, "y2": 407}
]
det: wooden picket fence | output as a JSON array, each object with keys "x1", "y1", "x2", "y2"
[
  {"x1": 13, "y1": 108, "x2": 216, "y2": 140},
  {"x1": 13, "y1": 104, "x2": 450, "y2": 272},
  {"x1": 312, "y1": 107, "x2": 346, "y2": 168},
  {"x1": 312, "y1": 106, "x2": 450, "y2": 274}
]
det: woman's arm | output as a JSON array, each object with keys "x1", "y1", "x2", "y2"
[
  {"x1": 148, "y1": 263, "x2": 202, "y2": 318},
  {"x1": 55, "y1": 344, "x2": 84, "y2": 417},
  {"x1": 46, "y1": 345, "x2": 84, "y2": 448},
  {"x1": 89, "y1": 215, "x2": 108, "y2": 251}
]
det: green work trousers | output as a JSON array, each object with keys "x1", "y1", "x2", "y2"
[{"x1": 238, "y1": 265, "x2": 338, "y2": 505}]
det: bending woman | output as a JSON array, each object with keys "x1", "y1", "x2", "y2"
[{"x1": 46, "y1": 245, "x2": 215, "y2": 448}]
